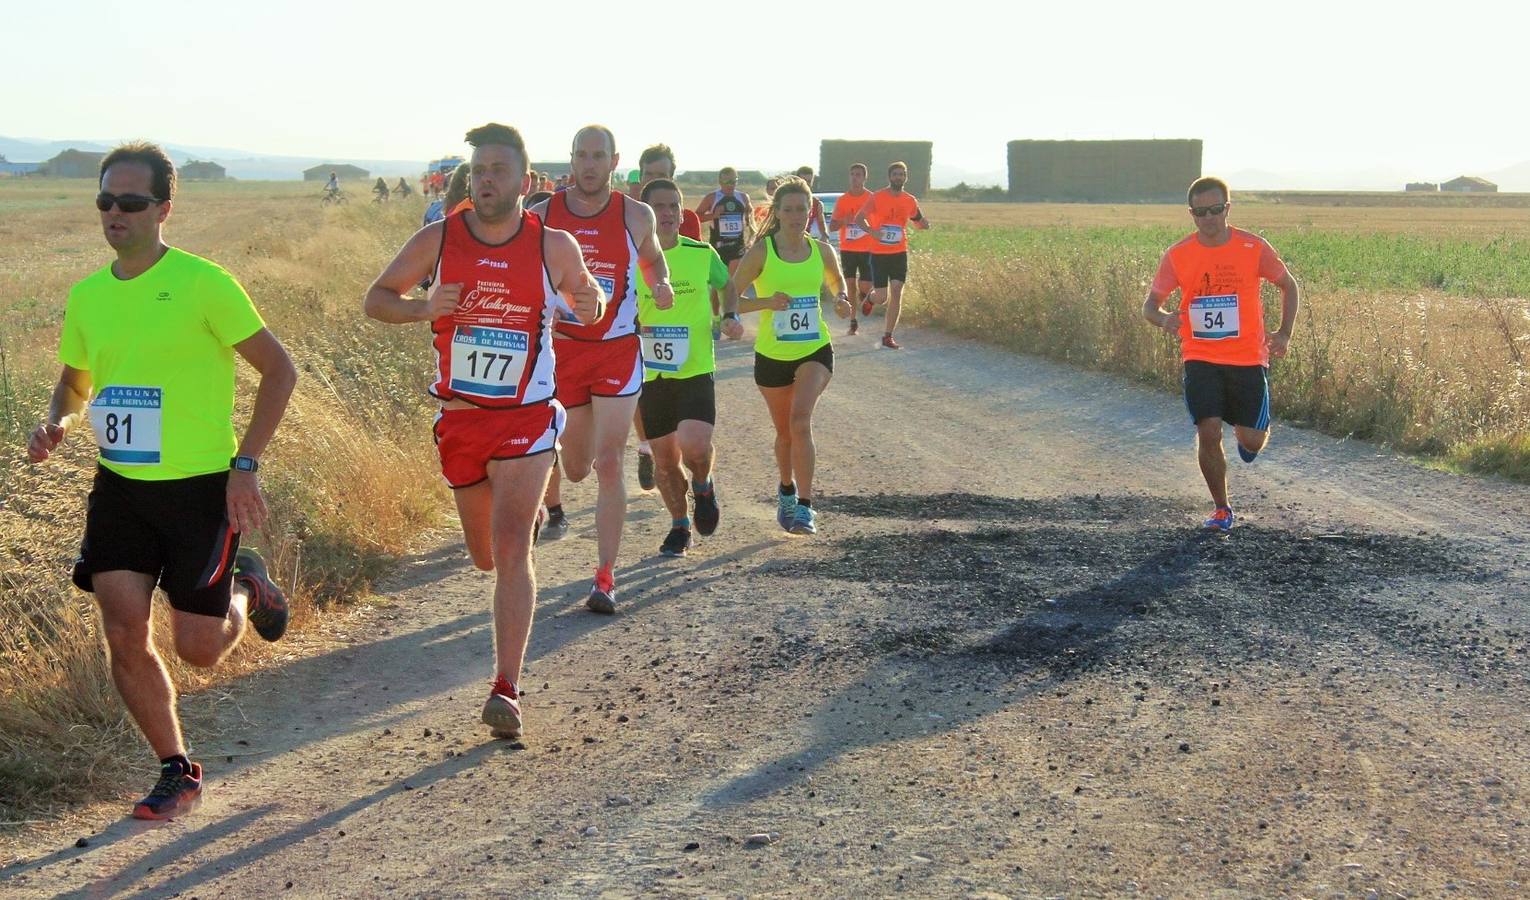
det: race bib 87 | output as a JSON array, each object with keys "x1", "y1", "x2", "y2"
[{"x1": 879, "y1": 224, "x2": 904, "y2": 245}]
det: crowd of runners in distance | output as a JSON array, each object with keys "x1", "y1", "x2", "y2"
[{"x1": 25, "y1": 122, "x2": 1297, "y2": 820}]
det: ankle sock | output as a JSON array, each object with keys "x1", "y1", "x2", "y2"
[
  {"x1": 693, "y1": 478, "x2": 712, "y2": 495},
  {"x1": 779, "y1": 483, "x2": 796, "y2": 496},
  {"x1": 547, "y1": 504, "x2": 564, "y2": 517},
  {"x1": 672, "y1": 517, "x2": 691, "y2": 529},
  {"x1": 161, "y1": 754, "x2": 192, "y2": 776},
  {"x1": 798, "y1": 497, "x2": 813, "y2": 508}
]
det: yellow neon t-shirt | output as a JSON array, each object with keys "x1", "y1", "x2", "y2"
[{"x1": 58, "y1": 247, "x2": 265, "y2": 480}]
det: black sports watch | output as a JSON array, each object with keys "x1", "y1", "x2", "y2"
[
  {"x1": 723, "y1": 312, "x2": 741, "y2": 322},
  {"x1": 230, "y1": 455, "x2": 260, "y2": 473}
]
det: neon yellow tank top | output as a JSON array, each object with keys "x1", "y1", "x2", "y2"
[{"x1": 752, "y1": 235, "x2": 830, "y2": 361}]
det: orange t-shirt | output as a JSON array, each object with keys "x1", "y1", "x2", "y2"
[
  {"x1": 450, "y1": 198, "x2": 474, "y2": 215},
  {"x1": 832, "y1": 189, "x2": 877, "y2": 252},
  {"x1": 1151, "y1": 227, "x2": 1290, "y2": 367},
  {"x1": 863, "y1": 189, "x2": 921, "y2": 254}
]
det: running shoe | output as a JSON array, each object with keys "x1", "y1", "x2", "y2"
[
  {"x1": 1237, "y1": 442, "x2": 1260, "y2": 463},
  {"x1": 660, "y1": 526, "x2": 692, "y2": 557},
  {"x1": 1203, "y1": 506, "x2": 1235, "y2": 533},
  {"x1": 776, "y1": 488, "x2": 799, "y2": 532},
  {"x1": 879, "y1": 334, "x2": 902, "y2": 350},
  {"x1": 235, "y1": 549, "x2": 288, "y2": 642},
  {"x1": 789, "y1": 504, "x2": 818, "y2": 535},
  {"x1": 692, "y1": 485, "x2": 720, "y2": 536},
  {"x1": 586, "y1": 567, "x2": 617, "y2": 614},
  {"x1": 860, "y1": 298, "x2": 874, "y2": 316},
  {"x1": 848, "y1": 318, "x2": 859, "y2": 336},
  {"x1": 481, "y1": 674, "x2": 522, "y2": 739},
  {"x1": 637, "y1": 451, "x2": 656, "y2": 492},
  {"x1": 133, "y1": 760, "x2": 203, "y2": 820},
  {"x1": 543, "y1": 507, "x2": 569, "y2": 541}
]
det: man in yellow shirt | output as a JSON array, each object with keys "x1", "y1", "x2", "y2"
[{"x1": 26, "y1": 142, "x2": 298, "y2": 820}]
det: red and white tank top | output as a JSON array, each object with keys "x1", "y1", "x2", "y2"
[
  {"x1": 429, "y1": 210, "x2": 560, "y2": 407},
  {"x1": 542, "y1": 190, "x2": 639, "y2": 341}
]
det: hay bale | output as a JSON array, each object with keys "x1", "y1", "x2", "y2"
[
  {"x1": 818, "y1": 140, "x2": 933, "y2": 196},
  {"x1": 1007, "y1": 139, "x2": 1202, "y2": 202}
]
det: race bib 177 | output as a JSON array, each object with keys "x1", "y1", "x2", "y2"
[{"x1": 450, "y1": 326, "x2": 530, "y2": 398}]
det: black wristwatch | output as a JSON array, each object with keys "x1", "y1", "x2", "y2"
[
  {"x1": 230, "y1": 455, "x2": 259, "y2": 473},
  {"x1": 723, "y1": 312, "x2": 741, "y2": 322}
]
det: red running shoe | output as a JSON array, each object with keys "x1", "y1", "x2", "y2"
[
  {"x1": 586, "y1": 566, "x2": 617, "y2": 615},
  {"x1": 482, "y1": 674, "x2": 523, "y2": 739}
]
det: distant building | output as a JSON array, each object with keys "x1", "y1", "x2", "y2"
[
  {"x1": 181, "y1": 160, "x2": 227, "y2": 181},
  {"x1": 303, "y1": 163, "x2": 370, "y2": 181},
  {"x1": 44, "y1": 148, "x2": 107, "y2": 178},
  {"x1": 1008, "y1": 139, "x2": 1202, "y2": 202},
  {"x1": 1404, "y1": 182, "x2": 1439, "y2": 192},
  {"x1": 0, "y1": 154, "x2": 43, "y2": 177},
  {"x1": 1441, "y1": 176, "x2": 1497, "y2": 193},
  {"x1": 680, "y1": 170, "x2": 767, "y2": 185}
]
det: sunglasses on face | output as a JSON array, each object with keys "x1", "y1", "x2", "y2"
[
  {"x1": 1190, "y1": 202, "x2": 1229, "y2": 217},
  {"x1": 96, "y1": 192, "x2": 161, "y2": 213}
]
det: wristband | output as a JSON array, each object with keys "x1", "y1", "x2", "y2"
[{"x1": 231, "y1": 455, "x2": 259, "y2": 473}]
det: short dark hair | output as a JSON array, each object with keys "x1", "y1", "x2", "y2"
[
  {"x1": 572, "y1": 124, "x2": 616, "y2": 155},
  {"x1": 640, "y1": 178, "x2": 680, "y2": 204},
  {"x1": 850, "y1": 162, "x2": 867, "y2": 175},
  {"x1": 719, "y1": 166, "x2": 737, "y2": 179},
  {"x1": 1187, "y1": 176, "x2": 1230, "y2": 205},
  {"x1": 100, "y1": 141, "x2": 176, "y2": 202},
  {"x1": 888, "y1": 161, "x2": 908, "y2": 176},
  {"x1": 795, "y1": 165, "x2": 815, "y2": 179},
  {"x1": 639, "y1": 144, "x2": 676, "y2": 175},
  {"x1": 464, "y1": 123, "x2": 529, "y2": 171}
]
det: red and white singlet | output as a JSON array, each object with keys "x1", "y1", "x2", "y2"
[
  {"x1": 429, "y1": 210, "x2": 561, "y2": 407},
  {"x1": 542, "y1": 190, "x2": 640, "y2": 341}
]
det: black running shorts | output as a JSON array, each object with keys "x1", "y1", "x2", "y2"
[
  {"x1": 870, "y1": 251, "x2": 909, "y2": 288},
  {"x1": 638, "y1": 373, "x2": 717, "y2": 439},
  {"x1": 713, "y1": 240, "x2": 746, "y2": 265},
  {"x1": 1182, "y1": 360, "x2": 1271, "y2": 430},
  {"x1": 754, "y1": 343, "x2": 835, "y2": 389},
  {"x1": 72, "y1": 465, "x2": 241, "y2": 618},
  {"x1": 839, "y1": 250, "x2": 874, "y2": 284}
]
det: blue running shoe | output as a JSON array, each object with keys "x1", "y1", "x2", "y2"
[
  {"x1": 1203, "y1": 506, "x2": 1234, "y2": 533},
  {"x1": 1237, "y1": 442, "x2": 1259, "y2": 463},
  {"x1": 776, "y1": 489, "x2": 798, "y2": 532},
  {"x1": 789, "y1": 504, "x2": 817, "y2": 535}
]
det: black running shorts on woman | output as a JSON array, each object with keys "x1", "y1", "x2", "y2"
[
  {"x1": 72, "y1": 466, "x2": 241, "y2": 617},
  {"x1": 754, "y1": 343, "x2": 835, "y2": 389}
]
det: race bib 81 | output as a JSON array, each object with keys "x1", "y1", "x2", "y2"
[{"x1": 90, "y1": 385, "x2": 162, "y2": 465}]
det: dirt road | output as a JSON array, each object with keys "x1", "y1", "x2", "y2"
[{"x1": 3, "y1": 324, "x2": 1526, "y2": 898}]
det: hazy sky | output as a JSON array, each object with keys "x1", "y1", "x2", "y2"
[{"x1": 8, "y1": 0, "x2": 1528, "y2": 186}]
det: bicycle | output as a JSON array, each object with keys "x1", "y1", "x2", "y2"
[{"x1": 320, "y1": 190, "x2": 349, "y2": 206}]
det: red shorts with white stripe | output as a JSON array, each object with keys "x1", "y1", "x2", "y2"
[
  {"x1": 553, "y1": 334, "x2": 644, "y2": 409},
  {"x1": 434, "y1": 401, "x2": 565, "y2": 489}
]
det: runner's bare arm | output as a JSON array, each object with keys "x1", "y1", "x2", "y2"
[
  {"x1": 228, "y1": 329, "x2": 298, "y2": 533},
  {"x1": 849, "y1": 203, "x2": 875, "y2": 236},
  {"x1": 731, "y1": 242, "x2": 790, "y2": 313},
  {"x1": 809, "y1": 202, "x2": 827, "y2": 236},
  {"x1": 364, "y1": 222, "x2": 451, "y2": 323},
  {"x1": 912, "y1": 203, "x2": 931, "y2": 229},
  {"x1": 545, "y1": 228, "x2": 606, "y2": 325},
  {"x1": 819, "y1": 240, "x2": 853, "y2": 319},
  {"x1": 26, "y1": 365, "x2": 92, "y2": 463},
  {"x1": 695, "y1": 192, "x2": 717, "y2": 222},
  {"x1": 628, "y1": 199, "x2": 674, "y2": 308},
  {"x1": 1142, "y1": 288, "x2": 1183, "y2": 335},
  {"x1": 1268, "y1": 271, "x2": 1301, "y2": 358}
]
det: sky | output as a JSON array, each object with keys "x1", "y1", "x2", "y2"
[{"x1": 8, "y1": 0, "x2": 1529, "y2": 188}]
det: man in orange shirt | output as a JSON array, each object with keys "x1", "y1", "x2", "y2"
[
  {"x1": 849, "y1": 160, "x2": 930, "y2": 349},
  {"x1": 1143, "y1": 176, "x2": 1300, "y2": 533},
  {"x1": 829, "y1": 162, "x2": 877, "y2": 336}
]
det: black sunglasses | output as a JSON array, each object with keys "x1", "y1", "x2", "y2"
[
  {"x1": 1190, "y1": 202, "x2": 1229, "y2": 217},
  {"x1": 96, "y1": 192, "x2": 162, "y2": 213}
]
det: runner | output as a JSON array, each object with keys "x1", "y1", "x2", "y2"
[
  {"x1": 731, "y1": 176, "x2": 851, "y2": 536},
  {"x1": 848, "y1": 160, "x2": 930, "y2": 349},
  {"x1": 828, "y1": 162, "x2": 876, "y2": 336},
  {"x1": 696, "y1": 166, "x2": 753, "y2": 336},
  {"x1": 754, "y1": 177, "x2": 779, "y2": 229},
  {"x1": 27, "y1": 142, "x2": 297, "y2": 820},
  {"x1": 1143, "y1": 176, "x2": 1299, "y2": 533},
  {"x1": 636, "y1": 178, "x2": 740, "y2": 555},
  {"x1": 795, "y1": 165, "x2": 828, "y2": 239},
  {"x1": 365, "y1": 122, "x2": 605, "y2": 737},
  {"x1": 637, "y1": 144, "x2": 702, "y2": 240},
  {"x1": 530, "y1": 124, "x2": 674, "y2": 613}
]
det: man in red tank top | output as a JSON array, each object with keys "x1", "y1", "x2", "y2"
[
  {"x1": 529, "y1": 124, "x2": 673, "y2": 615},
  {"x1": 365, "y1": 123, "x2": 605, "y2": 740},
  {"x1": 1142, "y1": 176, "x2": 1301, "y2": 533}
]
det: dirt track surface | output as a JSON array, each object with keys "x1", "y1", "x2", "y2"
[{"x1": 3, "y1": 324, "x2": 1527, "y2": 898}]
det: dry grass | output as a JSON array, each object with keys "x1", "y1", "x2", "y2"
[{"x1": 0, "y1": 179, "x2": 446, "y2": 819}]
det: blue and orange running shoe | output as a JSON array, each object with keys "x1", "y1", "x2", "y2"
[
  {"x1": 789, "y1": 504, "x2": 818, "y2": 536},
  {"x1": 1203, "y1": 506, "x2": 1235, "y2": 533},
  {"x1": 133, "y1": 759, "x2": 203, "y2": 820},
  {"x1": 482, "y1": 674, "x2": 523, "y2": 739}
]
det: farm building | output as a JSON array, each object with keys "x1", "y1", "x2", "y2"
[
  {"x1": 44, "y1": 149, "x2": 106, "y2": 178},
  {"x1": 181, "y1": 160, "x2": 227, "y2": 181},
  {"x1": 1405, "y1": 182, "x2": 1439, "y2": 192},
  {"x1": 303, "y1": 163, "x2": 370, "y2": 181},
  {"x1": 680, "y1": 170, "x2": 767, "y2": 186},
  {"x1": 1007, "y1": 139, "x2": 1202, "y2": 202},
  {"x1": 0, "y1": 154, "x2": 42, "y2": 176},
  {"x1": 817, "y1": 141, "x2": 933, "y2": 196},
  {"x1": 1441, "y1": 176, "x2": 1497, "y2": 193}
]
